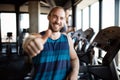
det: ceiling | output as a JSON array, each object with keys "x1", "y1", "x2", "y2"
[
  {"x1": 0, "y1": 0, "x2": 81, "y2": 9},
  {"x1": 0, "y1": 0, "x2": 27, "y2": 5}
]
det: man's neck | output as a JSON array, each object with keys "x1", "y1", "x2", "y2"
[{"x1": 50, "y1": 32, "x2": 61, "y2": 40}]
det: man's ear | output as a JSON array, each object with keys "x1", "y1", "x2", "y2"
[{"x1": 47, "y1": 15, "x2": 50, "y2": 20}]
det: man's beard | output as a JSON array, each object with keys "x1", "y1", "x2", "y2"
[{"x1": 49, "y1": 23, "x2": 62, "y2": 32}]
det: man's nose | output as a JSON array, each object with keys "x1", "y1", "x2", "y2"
[{"x1": 56, "y1": 17, "x2": 61, "y2": 24}]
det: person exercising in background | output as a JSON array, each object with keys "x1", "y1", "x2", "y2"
[
  {"x1": 60, "y1": 9, "x2": 75, "y2": 34},
  {"x1": 23, "y1": 6, "x2": 79, "y2": 80}
]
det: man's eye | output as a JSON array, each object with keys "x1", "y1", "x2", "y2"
[
  {"x1": 60, "y1": 17, "x2": 64, "y2": 20},
  {"x1": 53, "y1": 15, "x2": 57, "y2": 18}
]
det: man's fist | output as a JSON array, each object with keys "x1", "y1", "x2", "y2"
[{"x1": 22, "y1": 29, "x2": 52, "y2": 57}]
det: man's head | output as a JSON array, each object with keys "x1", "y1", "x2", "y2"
[{"x1": 48, "y1": 6, "x2": 66, "y2": 32}]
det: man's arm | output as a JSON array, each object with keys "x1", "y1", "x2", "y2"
[{"x1": 67, "y1": 35, "x2": 80, "y2": 80}]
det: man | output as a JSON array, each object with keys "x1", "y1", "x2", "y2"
[{"x1": 23, "y1": 6, "x2": 79, "y2": 80}]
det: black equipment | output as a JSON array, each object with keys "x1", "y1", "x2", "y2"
[
  {"x1": 85, "y1": 26, "x2": 120, "y2": 80},
  {"x1": 72, "y1": 28, "x2": 95, "y2": 64},
  {"x1": 76, "y1": 26, "x2": 120, "y2": 80}
]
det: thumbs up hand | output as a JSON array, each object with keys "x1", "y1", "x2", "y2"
[{"x1": 22, "y1": 29, "x2": 52, "y2": 57}]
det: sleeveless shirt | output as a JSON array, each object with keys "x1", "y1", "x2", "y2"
[{"x1": 32, "y1": 34, "x2": 71, "y2": 80}]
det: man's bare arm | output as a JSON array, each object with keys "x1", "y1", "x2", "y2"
[{"x1": 67, "y1": 35, "x2": 80, "y2": 80}]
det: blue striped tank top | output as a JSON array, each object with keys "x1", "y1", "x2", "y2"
[{"x1": 32, "y1": 34, "x2": 71, "y2": 80}]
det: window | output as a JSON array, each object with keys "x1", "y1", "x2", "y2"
[
  {"x1": 20, "y1": 13, "x2": 29, "y2": 31},
  {"x1": 102, "y1": 0, "x2": 115, "y2": 29},
  {"x1": 119, "y1": 0, "x2": 120, "y2": 26},
  {"x1": 39, "y1": 14, "x2": 48, "y2": 32},
  {"x1": 1, "y1": 13, "x2": 16, "y2": 42},
  {"x1": 91, "y1": 2, "x2": 99, "y2": 35},
  {"x1": 76, "y1": 5, "x2": 82, "y2": 30},
  {"x1": 83, "y1": 7, "x2": 89, "y2": 31}
]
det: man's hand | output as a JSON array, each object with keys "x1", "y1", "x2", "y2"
[{"x1": 22, "y1": 29, "x2": 52, "y2": 57}]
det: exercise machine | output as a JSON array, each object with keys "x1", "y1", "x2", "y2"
[{"x1": 78, "y1": 26, "x2": 120, "y2": 80}]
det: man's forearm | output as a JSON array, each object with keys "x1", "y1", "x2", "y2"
[
  {"x1": 66, "y1": 57, "x2": 79, "y2": 80},
  {"x1": 71, "y1": 57, "x2": 79, "y2": 75}
]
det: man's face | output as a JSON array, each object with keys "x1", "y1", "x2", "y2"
[{"x1": 48, "y1": 9, "x2": 66, "y2": 32}]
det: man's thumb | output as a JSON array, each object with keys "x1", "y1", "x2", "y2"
[{"x1": 41, "y1": 29, "x2": 52, "y2": 44}]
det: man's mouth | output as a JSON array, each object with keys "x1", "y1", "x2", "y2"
[{"x1": 53, "y1": 22, "x2": 60, "y2": 26}]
